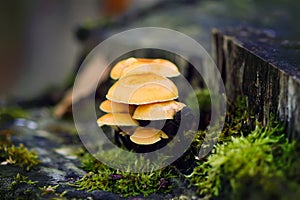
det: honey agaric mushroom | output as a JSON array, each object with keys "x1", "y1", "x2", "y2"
[
  {"x1": 97, "y1": 113, "x2": 139, "y2": 127},
  {"x1": 98, "y1": 57, "x2": 193, "y2": 150},
  {"x1": 99, "y1": 99, "x2": 135, "y2": 114},
  {"x1": 130, "y1": 127, "x2": 168, "y2": 145},
  {"x1": 133, "y1": 100, "x2": 186, "y2": 120},
  {"x1": 106, "y1": 73, "x2": 178, "y2": 105},
  {"x1": 110, "y1": 57, "x2": 180, "y2": 80}
]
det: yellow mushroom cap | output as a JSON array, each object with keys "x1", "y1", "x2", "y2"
[
  {"x1": 110, "y1": 57, "x2": 137, "y2": 80},
  {"x1": 133, "y1": 100, "x2": 186, "y2": 120},
  {"x1": 106, "y1": 73, "x2": 178, "y2": 105},
  {"x1": 110, "y1": 57, "x2": 179, "y2": 80},
  {"x1": 99, "y1": 99, "x2": 135, "y2": 113},
  {"x1": 119, "y1": 58, "x2": 180, "y2": 78},
  {"x1": 97, "y1": 113, "x2": 139, "y2": 127},
  {"x1": 130, "y1": 127, "x2": 168, "y2": 145}
]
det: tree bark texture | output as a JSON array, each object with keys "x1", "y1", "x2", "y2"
[{"x1": 213, "y1": 27, "x2": 300, "y2": 138}]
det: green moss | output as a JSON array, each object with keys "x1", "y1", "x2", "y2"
[
  {"x1": 74, "y1": 94, "x2": 300, "y2": 199},
  {"x1": 10, "y1": 173, "x2": 37, "y2": 188},
  {"x1": 0, "y1": 107, "x2": 28, "y2": 119},
  {"x1": 187, "y1": 118, "x2": 300, "y2": 199},
  {"x1": 0, "y1": 108, "x2": 39, "y2": 171},
  {"x1": 7, "y1": 173, "x2": 41, "y2": 200},
  {"x1": 190, "y1": 96, "x2": 249, "y2": 152},
  {"x1": 186, "y1": 95, "x2": 300, "y2": 199},
  {"x1": 0, "y1": 130, "x2": 40, "y2": 171},
  {"x1": 219, "y1": 96, "x2": 252, "y2": 141},
  {"x1": 74, "y1": 151, "x2": 176, "y2": 197},
  {"x1": 9, "y1": 175, "x2": 66, "y2": 199},
  {"x1": 39, "y1": 184, "x2": 59, "y2": 196}
]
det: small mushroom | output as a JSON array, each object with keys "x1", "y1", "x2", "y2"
[
  {"x1": 97, "y1": 113, "x2": 138, "y2": 148},
  {"x1": 106, "y1": 73, "x2": 178, "y2": 105},
  {"x1": 130, "y1": 127, "x2": 168, "y2": 145},
  {"x1": 119, "y1": 58, "x2": 180, "y2": 78},
  {"x1": 110, "y1": 57, "x2": 137, "y2": 80},
  {"x1": 97, "y1": 113, "x2": 139, "y2": 127},
  {"x1": 99, "y1": 99, "x2": 135, "y2": 114},
  {"x1": 98, "y1": 57, "x2": 192, "y2": 151},
  {"x1": 133, "y1": 100, "x2": 186, "y2": 120},
  {"x1": 110, "y1": 57, "x2": 180, "y2": 80}
]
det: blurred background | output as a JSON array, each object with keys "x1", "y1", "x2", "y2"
[
  {"x1": 0, "y1": 0, "x2": 161, "y2": 101},
  {"x1": 1, "y1": 0, "x2": 299, "y2": 104}
]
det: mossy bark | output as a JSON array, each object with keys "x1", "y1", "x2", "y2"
[{"x1": 213, "y1": 27, "x2": 300, "y2": 138}]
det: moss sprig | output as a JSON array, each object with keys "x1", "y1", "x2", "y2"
[
  {"x1": 10, "y1": 173, "x2": 37, "y2": 189},
  {"x1": 0, "y1": 130, "x2": 40, "y2": 171}
]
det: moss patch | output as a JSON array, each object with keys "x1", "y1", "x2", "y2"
[
  {"x1": 10, "y1": 173, "x2": 37, "y2": 188},
  {"x1": 187, "y1": 96, "x2": 300, "y2": 199},
  {"x1": 0, "y1": 107, "x2": 28, "y2": 119},
  {"x1": 74, "y1": 151, "x2": 177, "y2": 197},
  {"x1": 0, "y1": 130, "x2": 40, "y2": 171}
]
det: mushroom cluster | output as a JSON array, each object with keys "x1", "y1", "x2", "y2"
[{"x1": 97, "y1": 57, "x2": 189, "y2": 152}]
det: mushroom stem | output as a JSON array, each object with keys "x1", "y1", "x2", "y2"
[
  {"x1": 112, "y1": 126, "x2": 135, "y2": 150},
  {"x1": 113, "y1": 127, "x2": 122, "y2": 147},
  {"x1": 111, "y1": 125, "x2": 119, "y2": 131},
  {"x1": 119, "y1": 134, "x2": 134, "y2": 151}
]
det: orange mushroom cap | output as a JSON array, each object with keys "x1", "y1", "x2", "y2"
[
  {"x1": 97, "y1": 113, "x2": 139, "y2": 127},
  {"x1": 106, "y1": 73, "x2": 178, "y2": 105},
  {"x1": 119, "y1": 58, "x2": 180, "y2": 78},
  {"x1": 133, "y1": 100, "x2": 186, "y2": 120},
  {"x1": 130, "y1": 127, "x2": 168, "y2": 145},
  {"x1": 110, "y1": 57, "x2": 180, "y2": 80},
  {"x1": 99, "y1": 99, "x2": 135, "y2": 113},
  {"x1": 110, "y1": 57, "x2": 137, "y2": 80}
]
